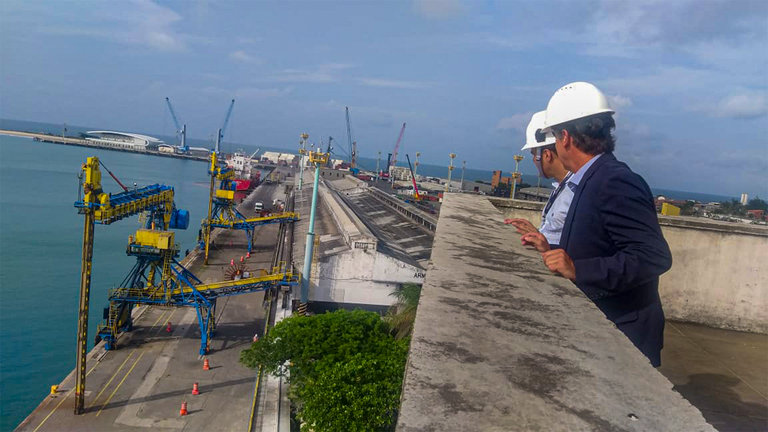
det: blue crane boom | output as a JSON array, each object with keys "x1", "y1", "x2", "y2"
[
  {"x1": 219, "y1": 99, "x2": 236, "y2": 142},
  {"x1": 165, "y1": 97, "x2": 182, "y2": 133}
]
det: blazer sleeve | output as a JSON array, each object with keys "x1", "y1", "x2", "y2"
[{"x1": 573, "y1": 172, "x2": 672, "y2": 297}]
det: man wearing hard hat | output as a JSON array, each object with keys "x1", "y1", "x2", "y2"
[
  {"x1": 504, "y1": 111, "x2": 574, "y2": 248},
  {"x1": 521, "y1": 82, "x2": 672, "y2": 367}
]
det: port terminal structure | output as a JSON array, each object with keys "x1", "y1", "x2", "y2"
[
  {"x1": 200, "y1": 145, "x2": 299, "y2": 265},
  {"x1": 71, "y1": 156, "x2": 299, "y2": 415}
]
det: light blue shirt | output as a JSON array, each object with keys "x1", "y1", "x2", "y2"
[
  {"x1": 566, "y1": 153, "x2": 604, "y2": 191},
  {"x1": 540, "y1": 172, "x2": 574, "y2": 246}
]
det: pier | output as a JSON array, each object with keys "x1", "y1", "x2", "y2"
[
  {"x1": 16, "y1": 167, "x2": 293, "y2": 432},
  {"x1": 0, "y1": 129, "x2": 209, "y2": 162}
]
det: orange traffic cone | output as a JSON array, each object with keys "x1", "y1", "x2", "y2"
[
  {"x1": 203, "y1": 358, "x2": 210, "y2": 371},
  {"x1": 246, "y1": 252, "x2": 250, "y2": 258},
  {"x1": 166, "y1": 322, "x2": 172, "y2": 332},
  {"x1": 230, "y1": 259, "x2": 234, "y2": 265},
  {"x1": 180, "y1": 400, "x2": 188, "y2": 416},
  {"x1": 192, "y1": 382, "x2": 200, "y2": 395},
  {"x1": 253, "y1": 333, "x2": 259, "y2": 342},
  {"x1": 240, "y1": 256, "x2": 244, "y2": 263}
]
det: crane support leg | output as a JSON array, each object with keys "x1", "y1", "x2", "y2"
[
  {"x1": 74, "y1": 211, "x2": 95, "y2": 415},
  {"x1": 204, "y1": 171, "x2": 215, "y2": 265},
  {"x1": 195, "y1": 301, "x2": 216, "y2": 356}
]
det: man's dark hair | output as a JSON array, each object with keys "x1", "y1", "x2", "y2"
[
  {"x1": 552, "y1": 112, "x2": 616, "y2": 155},
  {"x1": 540, "y1": 143, "x2": 557, "y2": 154}
]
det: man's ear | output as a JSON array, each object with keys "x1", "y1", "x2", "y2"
[{"x1": 560, "y1": 129, "x2": 572, "y2": 152}]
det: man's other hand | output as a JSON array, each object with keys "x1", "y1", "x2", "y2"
[
  {"x1": 521, "y1": 232, "x2": 550, "y2": 252},
  {"x1": 504, "y1": 218, "x2": 539, "y2": 235},
  {"x1": 542, "y1": 249, "x2": 576, "y2": 280}
]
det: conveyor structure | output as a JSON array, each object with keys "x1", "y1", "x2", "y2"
[
  {"x1": 72, "y1": 157, "x2": 299, "y2": 415},
  {"x1": 200, "y1": 150, "x2": 299, "y2": 264}
]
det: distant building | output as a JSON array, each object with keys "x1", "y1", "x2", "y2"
[
  {"x1": 746, "y1": 209, "x2": 765, "y2": 220},
  {"x1": 741, "y1": 193, "x2": 749, "y2": 205},
  {"x1": 261, "y1": 151, "x2": 298, "y2": 166},
  {"x1": 389, "y1": 166, "x2": 412, "y2": 181},
  {"x1": 491, "y1": 170, "x2": 519, "y2": 188},
  {"x1": 83, "y1": 130, "x2": 164, "y2": 150}
]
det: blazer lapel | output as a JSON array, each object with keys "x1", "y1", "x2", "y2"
[{"x1": 560, "y1": 153, "x2": 614, "y2": 251}]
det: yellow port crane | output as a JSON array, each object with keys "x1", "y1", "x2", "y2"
[
  {"x1": 72, "y1": 157, "x2": 179, "y2": 414},
  {"x1": 72, "y1": 156, "x2": 299, "y2": 415}
]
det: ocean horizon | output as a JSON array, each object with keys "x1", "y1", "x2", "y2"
[{"x1": 1, "y1": 117, "x2": 739, "y2": 204}]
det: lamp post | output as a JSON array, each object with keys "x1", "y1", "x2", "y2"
[
  {"x1": 298, "y1": 133, "x2": 308, "y2": 190},
  {"x1": 376, "y1": 151, "x2": 381, "y2": 182},
  {"x1": 298, "y1": 147, "x2": 330, "y2": 315},
  {"x1": 446, "y1": 153, "x2": 456, "y2": 193},
  {"x1": 460, "y1": 160, "x2": 466, "y2": 192},
  {"x1": 510, "y1": 154, "x2": 524, "y2": 199}
]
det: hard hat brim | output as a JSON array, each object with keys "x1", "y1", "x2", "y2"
[{"x1": 540, "y1": 108, "x2": 615, "y2": 133}]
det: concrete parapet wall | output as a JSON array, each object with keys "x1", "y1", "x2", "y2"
[
  {"x1": 489, "y1": 199, "x2": 768, "y2": 333},
  {"x1": 397, "y1": 194, "x2": 713, "y2": 431},
  {"x1": 368, "y1": 187, "x2": 438, "y2": 232},
  {"x1": 318, "y1": 181, "x2": 377, "y2": 250}
]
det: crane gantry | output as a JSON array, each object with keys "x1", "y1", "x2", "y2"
[
  {"x1": 199, "y1": 150, "x2": 300, "y2": 265},
  {"x1": 73, "y1": 156, "x2": 299, "y2": 415}
]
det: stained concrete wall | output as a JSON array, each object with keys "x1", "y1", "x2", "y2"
[
  {"x1": 397, "y1": 193, "x2": 714, "y2": 431},
  {"x1": 489, "y1": 198, "x2": 768, "y2": 333},
  {"x1": 315, "y1": 249, "x2": 426, "y2": 306}
]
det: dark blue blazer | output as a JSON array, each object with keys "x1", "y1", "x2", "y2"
[{"x1": 560, "y1": 153, "x2": 672, "y2": 365}]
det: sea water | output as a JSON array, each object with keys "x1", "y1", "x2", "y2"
[{"x1": 0, "y1": 135, "x2": 210, "y2": 431}]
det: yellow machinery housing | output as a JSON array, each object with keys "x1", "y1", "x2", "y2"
[{"x1": 661, "y1": 202, "x2": 681, "y2": 216}]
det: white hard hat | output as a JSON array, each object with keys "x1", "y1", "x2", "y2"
[
  {"x1": 541, "y1": 82, "x2": 614, "y2": 132},
  {"x1": 521, "y1": 111, "x2": 556, "y2": 150}
]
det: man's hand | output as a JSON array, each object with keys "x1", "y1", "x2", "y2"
[
  {"x1": 504, "y1": 218, "x2": 539, "y2": 235},
  {"x1": 542, "y1": 249, "x2": 576, "y2": 280},
  {"x1": 521, "y1": 232, "x2": 550, "y2": 253}
]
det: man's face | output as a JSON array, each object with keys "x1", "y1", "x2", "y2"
[
  {"x1": 553, "y1": 130, "x2": 574, "y2": 172},
  {"x1": 531, "y1": 148, "x2": 550, "y2": 179}
]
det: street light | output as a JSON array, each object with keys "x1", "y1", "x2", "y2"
[
  {"x1": 510, "y1": 154, "x2": 524, "y2": 199},
  {"x1": 298, "y1": 146, "x2": 330, "y2": 315},
  {"x1": 446, "y1": 153, "x2": 457, "y2": 193},
  {"x1": 298, "y1": 133, "x2": 308, "y2": 190}
]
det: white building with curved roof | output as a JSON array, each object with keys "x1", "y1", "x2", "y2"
[{"x1": 84, "y1": 131, "x2": 164, "y2": 150}]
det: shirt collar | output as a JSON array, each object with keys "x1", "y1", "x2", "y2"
[
  {"x1": 551, "y1": 171, "x2": 573, "y2": 189},
  {"x1": 567, "y1": 153, "x2": 603, "y2": 190}
]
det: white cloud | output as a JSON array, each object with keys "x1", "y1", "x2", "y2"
[
  {"x1": 40, "y1": 0, "x2": 192, "y2": 51},
  {"x1": 607, "y1": 94, "x2": 633, "y2": 111},
  {"x1": 713, "y1": 94, "x2": 767, "y2": 119},
  {"x1": 270, "y1": 63, "x2": 354, "y2": 83},
  {"x1": 496, "y1": 112, "x2": 533, "y2": 131},
  {"x1": 202, "y1": 86, "x2": 293, "y2": 100},
  {"x1": 229, "y1": 50, "x2": 258, "y2": 63},
  {"x1": 357, "y1": 78, "x2": 431, "y2": 89},
  {"x1": 413, "y1": 0, "x2": 467, "y2": 19},
  {"x1": 236, "y1": 87, "x2": 293, "y2": 99}
]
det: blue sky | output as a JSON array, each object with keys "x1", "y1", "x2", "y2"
[{"x1": 1, "y1": 0, "x2": 766, "y2": 197}]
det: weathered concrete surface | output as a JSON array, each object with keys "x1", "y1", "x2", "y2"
[
  {"x1": 488, "y1": 199, "x2": 768, "y2": 334},
  {"x1": 397, "y1": 193, "x2": 714, "y2": 432},
  {"x1": 658, "y1": 223, "x2": 768, "y2": 334},
  {"x1": 660, "y1": 321, "x2": 768, "y2": 431}
]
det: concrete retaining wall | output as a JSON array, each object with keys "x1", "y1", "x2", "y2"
[
  {"x1": 316, "y1": 249, "x2": 425, "y2": 306},
  {"x1": 489, "y1": 198, "x2": 768, "y2": 333},
  {"x1": 369, "y1": 188, "x2": 438, "y2": 232}
]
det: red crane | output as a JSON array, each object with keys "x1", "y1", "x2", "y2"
[{"x1": 390, "y1": 123, "x2": 406, "y2": 178}]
